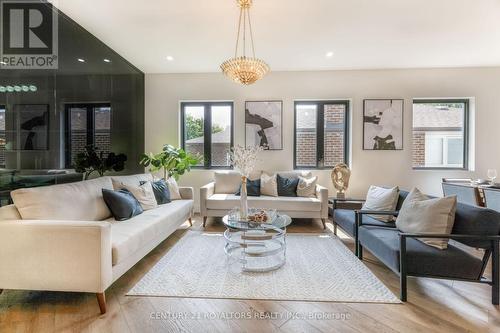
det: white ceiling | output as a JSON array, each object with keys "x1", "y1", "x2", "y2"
[{"x1": 55, "y1": 0, "x2": 500, "y2": 73}]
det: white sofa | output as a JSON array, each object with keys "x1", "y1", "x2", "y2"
[
  {"x1": 200, "y1": 171, "x2": 329, "y2": 228},
  {"x1": 0, "y1": 173, "x2": 193, "y2": 314}
]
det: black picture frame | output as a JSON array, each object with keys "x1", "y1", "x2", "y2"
[
  {"x1": 363, "y1": 99, "x2": 404, "y2": 151},
  {"x1": 245, "y1": 100, "x2": 283, "y2": 150}
]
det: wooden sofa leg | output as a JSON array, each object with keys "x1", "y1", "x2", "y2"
[
  {"x1": 97, "y1": 292, "x2": 107, "y2": 314},
  {"x1": 188, "y1": 217, "x2": 193, "y2": 226},
  {"x1": 321, "y1": 218, "x2": 327, "y2": 230},
  {"x1": 203, "y1": 216, "x2": 207, "y2": 227},
  {"x1": 0, "y1": 289, "x2": 3, "y2": 295}
]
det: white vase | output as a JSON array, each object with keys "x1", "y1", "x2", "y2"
[{"x1": 240, "y1": 176, "x2": 248, "y2": 219}]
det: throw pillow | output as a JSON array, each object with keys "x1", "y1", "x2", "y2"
[
  {"x1": 396, "y1": 188, "x2": 457, "y2": 250},
  {"x1": 102, "y1": 188, "x2": 143, "y2": 221},
  {"x1": 297, "y1": 176, "x2": 318, "y2": 197},
  {"x1": 121, "y1": 182, "x2": 158, "y2": 210},
  {"x1": 235, "y1": 179, "x2": 261, "y2": 196},
  {"x1": 260, "y1": 173, "x2": 278, "y2": 197},
  {"x1": 277, "y1": 174, "x2": 299, "y2": 197},
  {"x1": 141, "y1": 179, "x2": 171, "y2": 205},
  {"x1": 166, "y1": 177, "x2": 182, "y2": 200},
  {"x1": 362, "y1": 185, "x2": 400, "y2": 222}
]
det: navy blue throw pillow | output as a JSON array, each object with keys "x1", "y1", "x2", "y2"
[
  {"x1": 140, "y1": 179, "x2": 171, "y2": 205},
  {"x1": 102, "y1": 188, "x2": 143, "y2": 221},
  {"x1": 235, "y1": 179, "x2": 261, "y2": 196},
  {"x1": 277, "y1": 174, "x2": 299, "y2": 197}
]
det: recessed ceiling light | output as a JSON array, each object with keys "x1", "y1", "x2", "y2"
[
  {"x1": 103, "y1": 58, "x2": 111, "y2": 63},
  {"x1": 326, "y1": 51, "x2": 334, "y2": 58},
  {"x1": 77, "y1": 58, "x2": 85, "y2": 62},
  {"x1": 166, "y1": 56, "x2": 174, "y2": 61}
]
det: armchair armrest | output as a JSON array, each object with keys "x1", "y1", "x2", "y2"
[
  {"x1": 0, "y1": 220, "x2": 112, "y2": 293},
  {"x1": 316, "y1": 184, "x2": 329, "y2": 219},
  {"x1": 200, "y1": 182, "x2": 215, "y2": 216},
  {"x1": 355, "y1": 210, "x2": 399, "y2": 217},
  {"x1": 399, "y1": 232, "x2": 500, "y2": 241},
  {"x1": 179, "y1": 186, "x2": 194, "y2": 200}
]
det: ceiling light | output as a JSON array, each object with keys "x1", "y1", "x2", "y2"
[
  {"x1": 220, "y1": 0, "x2": 270, "y2": 85},
  {"x1": 326, "y1": 51, "x2": 334, "y2": 58},
  {"x1": 77, "y1": 58, "x2": 85, "y2": 62},
  {"x1": 103, "y1": 58, "x2": 111, "y2": 63},
  {"x1": 166, "y1": 56, "x2": 174, "y2": 61}
]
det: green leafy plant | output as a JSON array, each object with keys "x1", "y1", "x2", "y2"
[
  {"x1": 140, "y1": 144, "x2": 200, "y2": 180},
  {"x1": 74, "y1": 145, "x2": 127, "y2": 180}
]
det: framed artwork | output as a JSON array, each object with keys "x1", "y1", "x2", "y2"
[
  {"x1": 363, "y1": 99, "x2": 403, "y2": 150},
  {"x1": 14, "y1": 104, "x2": 49, "y2": 150},
  {"x1": 245, "y1": 101, "x2": 283, "y2": 150}
]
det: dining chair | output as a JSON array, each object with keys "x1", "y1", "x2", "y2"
[
  {"x1": 484, "y1": 188, "x2": 500, "y2": 212},
  {"x1": 442, "y1": 182, "x2": 481, "y2": 206}
]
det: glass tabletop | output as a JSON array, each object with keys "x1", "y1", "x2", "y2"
[{"x1": 222, "y1": 214, "x2": 292, "y2": 231}]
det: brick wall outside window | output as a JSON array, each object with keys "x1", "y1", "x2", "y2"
[
  {"x1": 412, "y1": 131, "x2": 425, "y2": 167},
  {"x1": 296, "y1": 132, "x2": 317, "y2": 167}
]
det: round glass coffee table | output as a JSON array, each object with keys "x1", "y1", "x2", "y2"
[{"x1": 222, "y1": 213, "x2": 292, "y2": 272}]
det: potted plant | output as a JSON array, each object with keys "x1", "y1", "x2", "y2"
[
  {"x1": 140, "y1": 144, "x2": 200, "y2": 180},
  {"x1": 229, "y1": 145, "x2": 263, "y2": 219},
  {"x1": 74, "y1": 145, "x2": 127, "y2": 180}
]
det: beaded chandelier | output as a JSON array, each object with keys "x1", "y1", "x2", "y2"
[{"x1": 220, "y1": 0, "x2": 270, "y2": 85}]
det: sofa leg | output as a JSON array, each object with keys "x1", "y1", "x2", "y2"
[
  {"x1": 357, "y1": 244, "x2": 363, "y2": 260},
  {"x1": 492, "y1": 240, "x2": 499, "y2": 305},
  {"x1": 400, "y1": 235, "x2": 408, "y2": 302},
  {"x1": 97, "y1": 292, "x2": 106, "y2": 314},
  {"x1": 0, "y1": 289, "x2": 3, "y2": 295},
  {"x1": 333, "y1": 221, "x2": 337, "y2": 235},
  {"x1": 321, "y1": 218, "x2": 327, "y2": 230},
  {"x1": 203, "y1": 216, "x2": 207, "y2": 227},
  {"x1": 188, "y1": 217, "x2": 193, "y2": 226}
]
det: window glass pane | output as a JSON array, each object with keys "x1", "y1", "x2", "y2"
[
  {"x1": 425, "y1": 137, "x2": 443, "y2": 166},
  {"x1": 447, "y1": 137, "x2": 463, "y2": 166},
  {"x1": 183, "y1": 106, "x2": 205, "y2": 166},
  {"x1": 412, "y1": 101, "x2": 466, "y2": 168},
  {"x1": 324, "y1": 104, "x2": 345, "y2": 167},
  {"x1": 295, "y1": 105, "x2": 317, "y2": 167},
  {"x1": 211, "y1": 105, "x2": 231, "y2": 167},
  {"x1": 94, "y1": 106, "x2": 111, "y2": 158},
  {"x1": 70, "y1": 107, "x2": 87, "y2": 165}
]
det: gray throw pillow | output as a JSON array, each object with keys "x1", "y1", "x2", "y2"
[
  {"x1": 395, "y1": 188, "x2": 457, "y2": 250},
  {"x1": 277, "y1": 174, "x2": 299, "y2": 197},
  {"x1": 102, "y1": 188, "x2": 143, "y2": 221}
]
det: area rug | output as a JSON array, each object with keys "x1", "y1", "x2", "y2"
[{"x1": 127, "y1": 231, "x2": 400, "y2": 303}]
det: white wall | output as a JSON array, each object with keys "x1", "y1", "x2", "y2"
[{"x1": 145, "y1": 67, "x2": 500, "y2": 211}]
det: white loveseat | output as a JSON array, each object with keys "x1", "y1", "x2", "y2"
[
  {"x1": 0, "y1": 173, "x2": 193, "y2": 314},
  {"x1": 200, "y1": 171, "x2": 329, "y2": 228}
]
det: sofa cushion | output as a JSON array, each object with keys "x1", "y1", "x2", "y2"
[
  {"x1": 277, "y1": 174, "x2": 299, "y2": 197},
  {"x1": 362, "y1": 185, "x2": 399, "y2": 222},
  {"x1": 121, "y1": 182, "x2": 158, "y2": 211},
  {"x1": 452, "y1": 202, "x2": 500, "y2": 248},
  {"x1": 214, "y1": 171, "x2": 242, "y2": 194},
  {"x1": 11, "y1": 177, "x2": 113, "y2": 221},
  {"x1": 111, "y1": 173, "x2": 153, "y2": 189},
  {"x1": 0, "y1": 204, "x2": 22, "y2": 220},
  {"x1": 275, "y1": 171, "x2": 313, "y2": 179},
  {"x1": 297, "y1": 176, "x2": 317, "y2": 198},
  {"x1": 166, "y1": 177, "x2": 182, "y2": 200},
  {"x1": 260, "y1": 173, "x2": 278, "y2": 197},
  {"x1": 235, "y1": 179, "x2": 261, "y2": 196},
  {"x1": 110, "y1": 200, "x2": 193, "y2": 265},
  {"x1": 142, "y1": 179, "x2": 171, "y2": 205},
  {"x1": 358, "y1": 225, "x2": 483, "y2": 280},
  {"x1": 396, "y1": 188, "x2": 457, "y2": 250},
  {"x1": 206, "y1": 194, "x2": 321, "y2": 212},
  {"x1": 102, "y1": 188, "x2": 144, "y2": 221},
  {"x1": 334, "y1": 209, "x2": 396, "y2": 237}
]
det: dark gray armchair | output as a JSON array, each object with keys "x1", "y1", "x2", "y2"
[{"x1": 356, "y1": 201, "x2": 500, "y2": 304}]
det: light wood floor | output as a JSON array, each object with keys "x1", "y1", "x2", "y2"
[{"x1": 1, "y1": 215, "x2": 499, "y2": 333}]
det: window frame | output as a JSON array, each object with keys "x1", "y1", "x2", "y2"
[
  {"x1": 64, "y1": 103, "x2": 112, "y2": 168},
  {"x1": 412, "y1": 99, "x2": 469, "y2": 170},
  {"x1": 180, "y1": 101, "x2": 234, "y2": 169},
  {"x1": 293, "y1": 100, "x2": 350, "y2": 170},
  {"x1": 0, "y1": 105, "x2": 5, "y2": 168}
]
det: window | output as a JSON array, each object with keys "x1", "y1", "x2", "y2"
[
  {"x1": 65, "y1": 103, "x2": 111, "y2": 167},
  {"x1": 412, "y1": 99, "x2": 469, "y2": 169},
  {"x1": 181, "y1": 102, "x2": 233, "y2": 168},
  {"x1": 294, "y1": 101, "x2": 349, "y2": 169}
]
